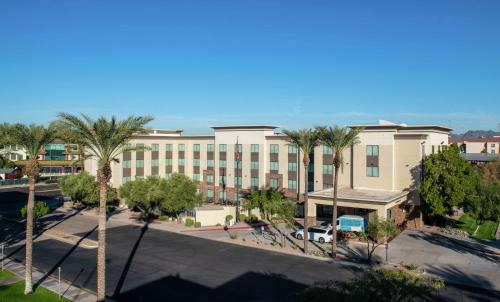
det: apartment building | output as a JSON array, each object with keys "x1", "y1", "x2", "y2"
[
  {"x1": 450, "y1": 137, "x2": 500, "y2": 154},
  {"x1": 85, "y1": 121, "x2": 451, "y2": 228}
]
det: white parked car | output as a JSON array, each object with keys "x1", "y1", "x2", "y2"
[{"x1": 294, "y1": 226, "x2": 333, "y2": 244}]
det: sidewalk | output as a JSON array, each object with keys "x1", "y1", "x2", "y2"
[{"x1": 2, "y1": 257, "x2": 96, "y2": 301}]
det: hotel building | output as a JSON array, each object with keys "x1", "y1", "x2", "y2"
[{"x1": 85, "y1": 121, "x2": 451, "y2": 228}]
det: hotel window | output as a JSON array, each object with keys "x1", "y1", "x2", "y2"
[
  {"x1": 207, "y1": 189, "x2": 214, "y2": 198},
  {"x1": 136, "y1": 143, "x2": 144, "y2": 151},
  {"x1": 207, "y1": 175, "x2": 214, "y2": 183},
  {"x1": 207, "y1": 159, "x2": 214, "y2": 167},
  {"x1": 136, "y1": 175, "x2": 144, "y2": 180},
  {"x1": 193, "y1": 159, "x2": 200, "y2": 167},
  {"x1": 124, "y1": 144, "x2": 132, "y2": 151},
  {"x1": 234, "y1": 160, "x2": 242, "y2": 169},
  {"x1": 323, "y1": 164, "x2": 333, "y2": 175},
  {"x1": 323, "y1": 183, "x2": 333, "y2": 189},
  {"x1": 136, "y1": 160, "x2": 144, "y2": 168},
  {"x1": 235, "y1": 176, "x2": 242, "y2": 186},
  {"x1": 219, "y1": 144, "x2": 227, "y2": 152},
  {"x1": 165, "y1": 158, "x2": 173, "y2": 166},
  {"x1": 151, "y1": 144, "x2": 159, "y2": 151},
  {"x1": 165, "y1": 144, "x2": 173, "y2": 152},
  {"x1": 219, "y1": 160, "x2": 227, "y2": 168},
  {"x1": 219, "y1": 191, "x2": 227, "y2": 200},
  {"x1": 288, "y1": 145, "x2": 297, "y2": 154},
  {"x1": 323, "y1": 146, "x2": 333, "y2": 155},
  {"x1": 207, "y1": 144, "x2": 214, "y2": 152},
  {"x1": 270, "y1": 144, "x2": 279, "y2": 153},
  {"x1": 178, "y1": 159, "x2": 185, "y2": 166},
  {"x1": 193, "y1": 174, "x2": 200, "y2": 182},
  {"x1": 123, "y1": 160, "x2": 131, "y2": 168},
  {"x1": 288, "y1": 162, "x2": 297, "y2": 171},
  {"x1": 251, "y1": 177, "x2": 259, "y2": 188},
  {"x1": 270, "y1": 161, "x2": 279, "y2": 171},
  {"x1": 166, "y1": 173, "x2": 172, "y2": 180},
  {"x1": 366, "y1": 145, "x2": 379, "y2": 177},
  {"x1": 270, "y1": 178, "x2": 278, "y2": 189},
  {"x1": 251, "y1": 161, "x2": 259, "y2": 170},
  {"x1": 178, "y1": 144, "x2": 185, "y2": 152},
  {"x1": 308, "y1": 181, "x2": 314, "y2": 192},
  {"x1": 193, "y1": 144, "x2": 200, "y2": 152},
  {"x1": 251, "y1": 144, "x2": 259, "y2": 153},
  {"x1": 288, "y1": 180, "x2": 297, "y2": 189},
  {"x1": 367, "y1": 167, "x2": 379, "y2": 177},
  {"x1": 219, "y1": 175, "x2": 227, "y2": 184},
  {"x1": 308, "y1": 164, "x2": 314, "y2": 172},
  {"x1": 123, "y1": 176, "x2": 131, "y2": 183},
  {"x1": 235, "y1": 192, "x2": 243, "y2": 201},
  {"x1": 151, "y1": 159, "x2": 159, "y2": 167}
]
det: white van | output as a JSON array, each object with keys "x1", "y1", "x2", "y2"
[{"x1": 294, "y1": 226, "x2": 333, "y2": 244}]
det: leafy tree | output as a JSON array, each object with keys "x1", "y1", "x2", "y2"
[
  {"x1": 243, "y1": 188, "x2": 297, "y2": 222},
  {"x1": 421, "y1": 144, "x2": 481, "y2": 220},
  {"x1": 159, "y1": 173, "x2": 203, "y2": 218},
  {"x1": 0, "y1": 154, "x2": 15, "y2": 169},
  {"x1": 466, "y1": 182, "x2": 500, "y2": 224},
  {"x1": 21, "y1": 201, "x2": 50, "y2": 230},
  {"x1": 282, "y1": 128, "x2": 319, "y2": 254},
  {"x1": 302, "y1": 268, "x2": 444, "y2": 302},
  {"x1": 57, "y1": 113, "x2": 152, "y2": 301},
  {"x1": 359, "y1": 216, "x2": 399, "y2": 262},
  {"x1": 59, "y1": 172, "x2": 116, "y2": 207},
  {"x1": 120, "y1": 176, "x2": 169, "y2": 218},
  {"x1": 0, "y1": 123, "x2": 57, "y2": 294},
  {"x1": 315, "y1": 125, "x2": 363, "y2": 258}
]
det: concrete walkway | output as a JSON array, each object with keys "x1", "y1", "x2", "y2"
[{"x1": 2, "y1": 257, "x2": 96, "y2": 302}]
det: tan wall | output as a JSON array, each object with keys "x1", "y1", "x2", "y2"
[
  {"x1": 394, "y1": 137, "x2": 423, "y2": 191},
  {"x1": 195, "y1": 206, "x2": 236, "y2": 226}
]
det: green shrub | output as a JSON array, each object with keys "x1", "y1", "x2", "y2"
[
  {"x1": 159, "y1": 215, "x2": 168, "y2": 221},
  {"x1": 225, "y1": 215, "x2": 233, "y2": 222},
  {"x1": 21, "y1": 201, "x2": 50, "y2": 219},
  {"x1": 229, "y1": 232, "x2": 238, "y2": 239},
  {"x1": 248, "y1": 214, "x2": 259, "y2": 223},
  {"x1": 194, "y1": 221, "x2": 202, "y2": 228},
  {"x1": 216, "y1": 223, "x2": 222, "y2": 226},
  {"x1": 239, "y1": 214, "x2": 247, "y2": 222},
  {"x1": 185, "y1": 218, "x2": 195, "y2": 227},
  {"x1": 106, "y1": 205, "x2": 116, "y2": 213}
]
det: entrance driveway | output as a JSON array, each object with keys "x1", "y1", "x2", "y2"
[{"x1": 382, "y1": 228, "x2": 500, "y2": 291}]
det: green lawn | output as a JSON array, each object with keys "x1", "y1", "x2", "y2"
[
  {"x1": 0, "y1": 269, "x2": 16, "y2": 280},
  {"x1": 0, "y1": 281, "x2": 69, "y2": 302},
  {"x1": 457, "y1": 214, "x2": 498, "y2": 240}
]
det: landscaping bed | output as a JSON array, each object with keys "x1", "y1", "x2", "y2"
[
  {"x1": 0, "y1": 276, "x2": 69, "y2": 302},
  {"x1": 457, "y1": 214, "x2": 498, "y2": 240}
]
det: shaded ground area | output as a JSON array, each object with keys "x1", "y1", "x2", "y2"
[
  {"x1": 382, "y1": 228, "x2": 500, "y2": 292},
  {"x1": 5, "y1": 220, "x2": 359, "y2": 301},
  {"x1": 0, "y1": 184, "x2": 61, "y2": 219}
]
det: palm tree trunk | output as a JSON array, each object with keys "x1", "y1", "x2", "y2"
[
  {"x1": 24, "y1": 175, "x2": 35, "y2": 294},
  {"x1": 331, "y1": 163, "x2": 340, "y2": 258},
  {"x1": 303, "y1": 164, "x2": 310, "y2": 254},
  {"x1": 97, "y1": 177, "x2": 107, "y2": 301}
]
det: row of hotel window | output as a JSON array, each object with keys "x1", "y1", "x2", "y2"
[{"x1": 128, "y1": 143, "x2": 316, "y2": 154}]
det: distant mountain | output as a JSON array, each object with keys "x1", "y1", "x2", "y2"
[{"x1": 451, "y1": 130, "x2": 500, "y2": 138}]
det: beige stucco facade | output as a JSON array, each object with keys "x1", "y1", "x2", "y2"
[{"x1": 84, "y1": 121, "x2": 451, "y2": 228}]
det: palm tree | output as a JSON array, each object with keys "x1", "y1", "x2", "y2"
[
  {"x1": 316, "y1": 125, "x2": 362, "y2": 258},
  {"x1": 1, "y1": 123, "x2": 57, "y2": 294},
  {"x1": 57, "y1": 114, "x2": 153, "y2": 301},
  {"x1": 282, "y1": 129, "x2": 319, "y2": 254}
]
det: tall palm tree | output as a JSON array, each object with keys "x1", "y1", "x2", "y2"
[
  {"x1": 282, "y1": 129, "x2": 319, "y2": 254},
  {"x1": 1, "y1": 123, "x2": 57, "y2": 294},
  {"x1": 316, "y1": 125, "x2": 362, "y2": 258},
  {"x1": 57, "y1": 113, "x2": 153, "y2": 301}
]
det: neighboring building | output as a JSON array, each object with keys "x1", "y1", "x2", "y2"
[
  {"x1": 85, "y1": 121, "x2": 451, "y2": 229},
  {"x1": 450, "y1": 137, "x2": 500, "y2": 154},
  {"x1": 449, "y1": 137, "x2": 500, "y2": 164},
  {"x1": 3, "y1": 142, "x2": 83, "y2": 177}
]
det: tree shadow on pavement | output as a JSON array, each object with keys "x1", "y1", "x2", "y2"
[{"x1": 407, "y1": 231, "x2": 500, "y2": 263}]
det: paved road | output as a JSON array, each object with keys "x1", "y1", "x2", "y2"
[
  {"x1": 5, "y1": 221, "x2": 359, "y2": 301},
  {"x1": 0, "y1": 183, "x2": 61, "y2": 218}
]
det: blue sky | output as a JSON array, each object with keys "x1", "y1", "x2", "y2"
[{"x1": 1, "y1": 0, "x2": 499, "y2": 134}]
